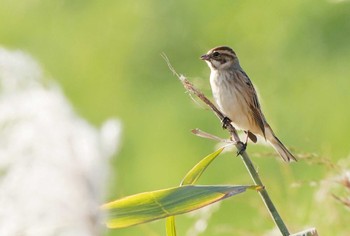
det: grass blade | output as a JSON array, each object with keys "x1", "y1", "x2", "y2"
[
  {"x1": 166, "y1": 216, "x2": 176, "y2": 236},
  {"x1": 181, "y1": 147, "x2": 225, "y2": 186},
  {"x1": 103, "y1": 184, "x2": 251, "y2": 229}
]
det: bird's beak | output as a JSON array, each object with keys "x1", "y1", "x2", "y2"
[{"x1": 200, "y1": 54, "x2": 210, "y2": 61}]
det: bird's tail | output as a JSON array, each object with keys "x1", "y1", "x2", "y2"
[
  {"x1": 268, "y1": 135, "x2": 296, "y2": 162},
  {"x1": 265, "y1": 127, "x2": 296, "y2": 162}
]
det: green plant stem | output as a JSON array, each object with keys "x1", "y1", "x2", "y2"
[
  {"x1": 179, "y1": 76, "x2": 290, "y2": 235},
  {"x1": 237, "y1": 144, "x2": 290, "y2": 236},
  {"x1": 164, "y1": 55, "x2": 291, "y2": 236}
]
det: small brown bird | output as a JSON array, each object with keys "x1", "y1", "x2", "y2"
[{"x1": 201, "y1": 46, "x2": 296, "y2": 162}]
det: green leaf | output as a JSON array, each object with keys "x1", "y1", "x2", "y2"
[
  {"x1": 165, "y1": 147, "x2": 225, "y2": 234},
  {"x1": 103, "y1": 184, "x2": 251, "y2": 229},
  {"x1": 181, "y1": 147, "x2": 225, "y2": 186},
  {"x1": 166, "y1": 216, "x2": 176, "y2": 236}
]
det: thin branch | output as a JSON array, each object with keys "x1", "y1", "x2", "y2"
[
  {"x1": 161, "y1": 53, "x2": 180, "y2": 78},
  {"x1": 163, "y1": 55, "x2": 290, "y2": 236},
  {"x1": 191, "y1": 128, "x2": 234, "y2": 143},
  {"x1": 332, "y1": 194, "x2": 350, "y2": 208}
]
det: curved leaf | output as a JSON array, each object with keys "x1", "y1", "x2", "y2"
[
  {"x1": 181, "y1": 147, "x2": 225, "y2": 186},
  {"x1": 103, "y1": 184, "x2": 251, "y2": 229}
]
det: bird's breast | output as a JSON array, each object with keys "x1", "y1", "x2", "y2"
[{"x1": 210, "y1": 70, "x2": 251, "y2": 131}]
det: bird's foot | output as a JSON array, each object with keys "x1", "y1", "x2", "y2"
[
  {"x1": 236, "y1": 141, "x2": 247, "y2": 156},
  {"x1": 221, "y1": 116, "x2": 231, "y2": 129}
]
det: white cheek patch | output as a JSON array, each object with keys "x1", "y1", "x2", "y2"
[
  {"x1": 220, "y1": 61, "x2": 231, "y2": 70},
  {"x1": 211, "y1": 60, "x2": 221, "y2": 69}
]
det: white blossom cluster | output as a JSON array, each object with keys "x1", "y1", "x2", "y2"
[{"x1": 0, "y1": 48, "x2": 121, "y2": 236}]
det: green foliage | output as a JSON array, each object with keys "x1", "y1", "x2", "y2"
[
  {"x1": 103, "y1": 185, "x2": 253, "y2": 229},
  {"x1": 166, "y1": 215, "x2": 176, "y2": 236},
  {"x1": 167, "y1": 146, "x2": 224, "y2": 235},
  {"x1": 103, "y1": 147, "x2": 256, "y2": 233},
  {"x1": 181, "y1": 147, "x2": 224, "y2": 186}
]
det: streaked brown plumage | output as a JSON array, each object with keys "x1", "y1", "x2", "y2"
[{"x1": 201, "y1": 46, "x2": 296, "y2": 162}]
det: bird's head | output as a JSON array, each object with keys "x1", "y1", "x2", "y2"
[{"x1": 200, "y1": 46, "x2": 239, "y2": 71}]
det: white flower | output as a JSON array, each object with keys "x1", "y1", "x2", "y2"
[{"x1": 0, "y1": 48, "x2": 121, "y2": 236}]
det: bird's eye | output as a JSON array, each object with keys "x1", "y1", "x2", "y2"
[{"x1": 212, "y1": 51, "x2": 220, "y2": 57}]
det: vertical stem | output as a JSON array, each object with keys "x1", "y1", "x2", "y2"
[
  {"x1": 172, "y1": 74, "x2": 291, "y2": 236},
  {"x1": 237, "y1": 143, "x2": 290, "y2": 236}
]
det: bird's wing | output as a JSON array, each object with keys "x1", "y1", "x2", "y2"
[{"x1": 237, "y1": 70, "x2": 267, "y2": 138}]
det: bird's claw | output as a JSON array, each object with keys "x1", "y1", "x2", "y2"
[
  {"x1": 221, "y1": 116, "x2": 231, "y2": 129},
  {"x1": 236, "y1": 141, "x2": 247, "y2": 156}
]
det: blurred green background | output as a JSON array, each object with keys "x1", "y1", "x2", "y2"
[{"x1": 1, "y1": 0, "x2": 350, "y2": 235}]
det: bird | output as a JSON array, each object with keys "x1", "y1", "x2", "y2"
[{"x1": 200, "y1": 46, "x2": 296, "y2": 162}]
